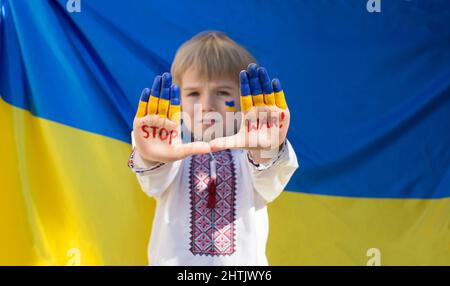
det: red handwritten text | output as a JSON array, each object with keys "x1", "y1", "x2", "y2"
[
  {"x1": 141, "y1": 125, "x2": 178, "y2": 144},
  {"x1": 246, "y1": 115, "x2": 284, "y2": 132}
]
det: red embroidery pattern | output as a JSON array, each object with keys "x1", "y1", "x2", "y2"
[{"x1": 189, "y1": 150, "x2": 236, "y2": 256}]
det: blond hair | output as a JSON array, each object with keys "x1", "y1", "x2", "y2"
[{"x1": 171, "y1": 31, "x2": 256, "y2": 85}]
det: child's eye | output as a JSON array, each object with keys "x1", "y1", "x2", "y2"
[
  {"x1": 217, "y1": 91, "x2": 230, "y2": 96},
  {"x1": 187, "y1": 92, "x2": 199, "y2": 97}
]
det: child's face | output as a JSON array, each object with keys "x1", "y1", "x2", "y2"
[{"x1": 180, "y1": 67, "x2": 241, "y2": 141}]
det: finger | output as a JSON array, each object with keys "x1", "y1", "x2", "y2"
[
  {"x1": 258, "y1": 67, "x2": 275, "y2": 105},
  {"x1": 209, "y1": 134, "x2": 242, "y2": 152},
  {"x1": 168, "y1": 84, "x2": 181, "y2": 124},
  {"x1": 240, "y1": 71, "x2": 253, "y2": 111},
  {"x1": 177, "y1": 141, "x2": 211, "y2": 158},
  {"x1": 148, "y1": 75, "x2": 162, "y2": 115},
  {"x1": 136, "y1": 88, "x2": 150, "y2": 118},
  {"x1": 247, "y1": 63, "x2": 264, "y2": 106},
  {"x1": 158, "y1": 72, "x2": 172, "y2": 118},
  {"x1": 272, "y1": 78, "x2": 288, "y2": 109}
]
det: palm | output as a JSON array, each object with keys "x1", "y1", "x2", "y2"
[
  {"x1": 133, "y1": 73, "x2": 210, "y2": 163},
  {"x1": 210, "y1": 64, "x2": 290, "y2": 152}
]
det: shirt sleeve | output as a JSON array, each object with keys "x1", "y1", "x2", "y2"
[
  {"x1": 245, "y1": 139, "x2": 299, "y2": 204},
  {"x1": 128, "y1": 131, "x2": 182, "y2": 198}
]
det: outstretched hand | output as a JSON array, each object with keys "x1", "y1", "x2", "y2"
[
  {"x1": 209, "y1": 63, "x2": 290, "y2": 162},
  {"x1": 133, "y1": 73, "x2": 211, "y2": 164}
]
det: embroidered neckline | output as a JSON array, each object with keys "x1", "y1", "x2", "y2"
[{"x1": 188, "y1": 149, "x2": 237, "y2": 256}]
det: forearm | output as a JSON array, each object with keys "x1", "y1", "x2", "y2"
[{"x1": 247, "y1": 140, "x2": 299, "y2": 203}]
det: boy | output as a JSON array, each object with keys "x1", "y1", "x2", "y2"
[{"x1": 128, "y1": 31, "x2": 298, "y2": 265}]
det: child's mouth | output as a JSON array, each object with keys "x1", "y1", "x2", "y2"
[{"x1": 201, "y1": 119, "x2": 216, "y2": 125}]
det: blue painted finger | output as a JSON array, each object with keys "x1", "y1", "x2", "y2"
[
  {"x1": 170, "y1": 84, "x2": 180, "y2": 105},
  {"x1": 247, "y1": 63, "x2": 262, "y2": 96},
  {"x1": 158, "y1": 72, "x2": 172, "y2": 117},
  {"x1": 150, "y1": 75, "x2": 162, "y2": 97},
  {"x1": 140, "y1": 87, "x2": 151, "y2": 102},
  {"x1": 240, "y1": 71, "x2": 251, "y2": 96},
  {"x1": 240, "y1": 71, "x2": 253, "y2": 111},
  {"x1": 258, "y1": 67, "x2": 273, "y2": 94},
  {"x1": 272, "y1": 78, "x2": 287, "y2": 109},
  {"x1": 272, "y1": 78, "x2": 283, "y2": 92},
  {"x1": 169, "y1": 84, "x2": 181, "y2": 122},
  {"x1": 258, "y1": 67, "x2": 275, "y2": 105},
  {"x1": 148, "y1": 75, "x2": 162, "y2": 114},
  {"x1": 160, "y1": 72, "x2": 172, "y2": 100},
  {"x1": 136, "y1": 87, "x2": 150, "y2": 117}
]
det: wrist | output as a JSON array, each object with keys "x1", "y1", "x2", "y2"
[
  {"x1": 128, "y1": 147, "x2": 165, "y2": 174},
  {"x1": 249, "y1": 141, "x2": 285, "y2": 165}
]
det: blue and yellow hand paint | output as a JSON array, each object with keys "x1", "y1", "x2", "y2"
[
  {"x1": 136, "y1": 73, "x2": 181, "y2": 124},
  {"x1": 239, "y1": 63, "x2": 288, "y2": 111}
]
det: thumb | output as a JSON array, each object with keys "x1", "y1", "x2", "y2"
[
  {"x1": 176, "y1": 141, "x2": 211, "y2": 158},
  {"x1": 209, "y1": 134, "x2": 242, "y2": 152}
]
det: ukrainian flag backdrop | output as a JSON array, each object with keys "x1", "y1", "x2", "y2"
[{"x1": 1, "y1": 0, "x2": 449, "y2": 265}]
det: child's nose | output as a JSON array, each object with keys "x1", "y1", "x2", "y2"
[{"x1": 201, "y1": 94, "x2": 216, "y2": 112}]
